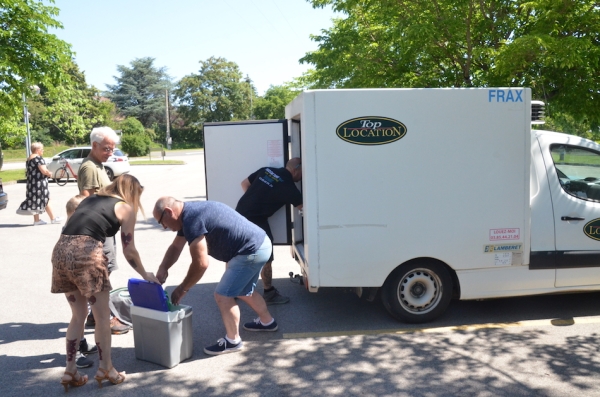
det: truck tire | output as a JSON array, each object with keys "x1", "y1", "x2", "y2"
[{"x1": 382, "y1": 260, "x2": 452, "y2": 323}]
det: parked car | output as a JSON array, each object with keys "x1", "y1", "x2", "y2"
[
  {"x1": 0, "y1": 178, "x2": 7, "y2": 210},
  {"x1": 46, "y1": 147, "x2": 130, "y2": 181}
]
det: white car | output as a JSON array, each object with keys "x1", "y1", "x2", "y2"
[{"x1": 46, "y1": 146, "x2": 131, "y2": 181}]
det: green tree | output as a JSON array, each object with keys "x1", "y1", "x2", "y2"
[
  {"x1": 0, "y1": 0, "x2": 73, "y2": 145},
  {"x1": 253, "y1": 84, "x2": 300, "y2": 120},
  {"x1": 174, "y1": 57, "x2": 254, "y2": 126},
  {"x1": 303, "y1": 0, "x2": 600, "y2": 132},
  {"x1": 40, "y1": 61, "x2": 105, "y2": 144},
  {"x1": 94, "y1": 99, "x2": 120, "y2": 130},
  {"x1": 106, "y1": 57, "x2": 173, "y2": 128}
]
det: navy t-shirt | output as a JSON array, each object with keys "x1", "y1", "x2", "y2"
[
  {"x1": 177, "y1": 201, "x2": 266, "y2": 263},
  {"x1": 235, "y1": 167, "x2": 302, "y2": 221}
]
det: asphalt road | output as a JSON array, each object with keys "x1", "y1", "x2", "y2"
[{"x1": 1, "y1": 151, "x2": 600, "y2": 396}]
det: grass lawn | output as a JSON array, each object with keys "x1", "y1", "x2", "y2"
[
  {"x1": 0, "y1": 160, "x2": 185, "y2": 183},
  {"x1": 0, "y1": 169, "x2": 26, "y2": 183}
]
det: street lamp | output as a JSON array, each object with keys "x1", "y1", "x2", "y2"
[{"x1": 23, "y1": 85, "x2": 40, "y2": 157}]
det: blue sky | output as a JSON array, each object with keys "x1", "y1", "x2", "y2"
[{"x1": 52, "y1": 0, "x2": 338, "y2": 95}]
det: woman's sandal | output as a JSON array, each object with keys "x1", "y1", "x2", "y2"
[
  {"x1": 60, "y1": 370, "x2": 88, "y2": 392},
  {"x1": 94, "y1": 367, "x2": 126, "y2": 388}
]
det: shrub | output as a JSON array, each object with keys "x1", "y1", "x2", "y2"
[
  {"x1": 121, "y1": 134, "x2": 151, "y2": 157},
  {"x1": 120, "y1": 117, "x2": 145, "y2": 135}
]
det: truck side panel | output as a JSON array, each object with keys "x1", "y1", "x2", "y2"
[{"x1": 288, "y1": 88, "x2": 532, "y2": 289}]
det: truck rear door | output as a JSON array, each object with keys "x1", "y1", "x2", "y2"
[{"x1": 203, "y1": 120, "x2": 293, "y2": 244}]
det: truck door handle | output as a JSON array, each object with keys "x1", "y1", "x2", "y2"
[{"x1": 561, "y1": 216, "x2": 585, "y2": 221}]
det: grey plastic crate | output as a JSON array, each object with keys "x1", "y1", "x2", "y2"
[{"x1": 130, "y1": 304, "x2": 193, "y2": 368}]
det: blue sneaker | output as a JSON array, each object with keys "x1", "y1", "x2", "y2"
[
  {"x1": 243, "y1": 317, "x2": 278, "y2": 332},
  {"x1": 204, "y1": 338, "x2": 243, "y2": 355}
]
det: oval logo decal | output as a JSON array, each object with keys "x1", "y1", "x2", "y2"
[
  {"x1": 584, "y1": 218, "x2": 600, "y2": 241},
  {"x1": 336, "y1": 117, "x2": 407, "y2": 145}
]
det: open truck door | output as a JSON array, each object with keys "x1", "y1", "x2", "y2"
[{"x1": 203, "y1": 120, "x2": 293, "y2": 244}]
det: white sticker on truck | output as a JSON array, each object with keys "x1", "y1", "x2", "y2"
[
  {"x1": 494, "y1": 252, "x2": 512, "y2": 266},
  {"x1": 489, "y1": 228, "x2": 520, "y2": 241}
]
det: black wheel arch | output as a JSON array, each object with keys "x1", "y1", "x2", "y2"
[{"x1": 383, "y1": 257, "x2": 460, "y2": 298}]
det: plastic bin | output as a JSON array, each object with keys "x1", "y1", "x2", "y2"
[{"x1": 130, "y1": 304, "x2": 193, "y2": 368}]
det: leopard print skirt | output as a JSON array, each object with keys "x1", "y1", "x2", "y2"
[{"x1": 51, "y1": 235, "x2": 112, "y2": 297}]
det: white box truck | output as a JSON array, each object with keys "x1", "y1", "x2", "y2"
[{"x1": 204, "y1": 88, "x2": 600, "y2": 323}]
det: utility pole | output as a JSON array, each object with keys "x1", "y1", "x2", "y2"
[
  {"x1": 22, "y1": 85, "x2": 40, "y2": 157},
  {"x1": 23, "y1": 92, "x2": 31, "y2": 157},
  {"x1": 165, "y1": 89, "x2": 171, "y2": 149},
  {"x1": 245, "y1": 75, "x2": 253, "y2": 119}
]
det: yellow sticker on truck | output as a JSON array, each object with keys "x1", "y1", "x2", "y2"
[{"x1": 484, "y1": 244, "x2": 523, "y2": 253}]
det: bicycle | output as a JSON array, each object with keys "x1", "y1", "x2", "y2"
[{"x1": 54, "y1": 157, "x2": 78, "y2": 186}]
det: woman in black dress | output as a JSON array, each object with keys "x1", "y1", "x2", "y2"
[{"x1": 16, "y1": 142, "x2": 62, "y2": 225}]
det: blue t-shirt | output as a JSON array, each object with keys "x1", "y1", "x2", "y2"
[{"x1": 178, "y1": 201, "x2": 266, "y2": 262}]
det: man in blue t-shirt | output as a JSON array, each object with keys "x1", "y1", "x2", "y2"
[
  {"x1": 235, "y1": 158, "x2": 303, "y2": 305},
  {"x1": 153, "y1": 197, "x2": 278, "y2": 356}
]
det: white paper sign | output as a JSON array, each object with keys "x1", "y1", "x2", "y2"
[
  {"x1": 267, "y1": 140, "x2": 284, "y2": 167},
  {"x1": 494, "y1": 252, "x2": 512, "y2": 266}
]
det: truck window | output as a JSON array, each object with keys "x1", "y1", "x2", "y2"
[{"x1": 551, "y1": 145, "x2": 600, "y2": 201}]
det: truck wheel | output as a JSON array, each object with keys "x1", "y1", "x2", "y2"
[{"x1": 382, "y1": 261, "x2": 452, "y2": 323}]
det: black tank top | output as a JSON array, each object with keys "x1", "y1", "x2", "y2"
[{"x1": 62, "y1": 195, "x2": 123, "y2": 243}]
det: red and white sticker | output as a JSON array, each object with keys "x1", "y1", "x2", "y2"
[{"x1": 489, "y1": 228, "x2": 520, "y2": 241}]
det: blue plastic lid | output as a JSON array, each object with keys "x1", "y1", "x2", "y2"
[{"x1": 128, "y1": 278, "x2": 169, "y2": 312}]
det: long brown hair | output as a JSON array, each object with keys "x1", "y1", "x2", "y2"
[{"x1": 98, "y1": 174, "x2": 145, "y2": 218}]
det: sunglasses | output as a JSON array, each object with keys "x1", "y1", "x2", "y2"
[{"x1": 158, "y1": 208, "x2": 166, "y2": 226}]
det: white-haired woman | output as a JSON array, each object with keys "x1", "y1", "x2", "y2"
[{"x1": 16, "y1": 142, "x2": 62, "y2": 225}]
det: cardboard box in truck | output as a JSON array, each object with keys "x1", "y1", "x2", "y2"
[{"x1": 204, "y1": 88, "x2": 600, "y2": 323}]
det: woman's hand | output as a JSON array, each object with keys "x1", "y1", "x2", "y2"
[{"x1": 142, "y1": 271, "x2": 160, "y2": 284}]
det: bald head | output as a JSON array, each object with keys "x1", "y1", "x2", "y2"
[
  {"x1": 154, "y1": 196, "x2": 176, "y2": 216},
  {"x1": 285, "y1": 157, "x2": 302, "y2": 182},
  {"x1": 153, "y1": 196, "x2": 184, "y2": 231}
]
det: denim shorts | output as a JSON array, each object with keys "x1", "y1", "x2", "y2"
[{"x1": 215, "y1": 236, "x2": 272, "y2": 297}]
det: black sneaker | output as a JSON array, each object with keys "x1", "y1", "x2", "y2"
[
  {"x1": 79, "y1": 338, "x2": 98, "y2": 355},
  {"x1": 75, "y1": 351, "x2": 93, "y2": 368},
  {"x1": 85, "y1": 312, "x2": 95, "y2": 327},
  {"x1": 263, "y1": 287, "x2": 290, "y2": 305},
  {"x1": 243, "y1": 317, "x2": 278, "y2": 332},
  {"x1": 203, "y1": 338, "x2": 243, "y2": 356}
]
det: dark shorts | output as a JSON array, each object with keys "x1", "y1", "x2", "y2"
[
  {"x1": 104, "y1": 235, "x2": 118, "y2": 273},
  {"x1": 51, "y1": 235, "x2": 112, "y2": 297},
  {"x1": 247, "y1": 217, "x2": 274, "y2": 262}
]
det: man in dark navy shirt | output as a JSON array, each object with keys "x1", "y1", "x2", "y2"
[
  {"x1": 153, "y1": 197, "x2": 278, "y2": 356},
  {"x1": 235, "y1": 158, "x2": 303, "y2": 305}
]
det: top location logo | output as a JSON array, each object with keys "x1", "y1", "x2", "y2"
[{"x1": 336, "y1": 116, "x2": 407, "y2": 145}]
